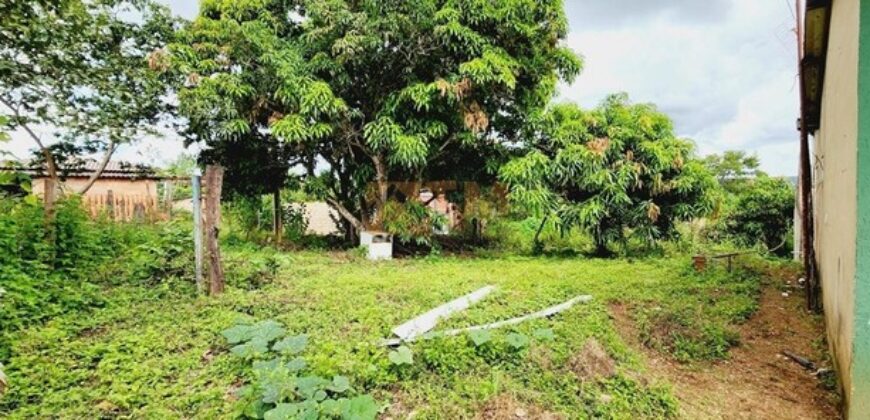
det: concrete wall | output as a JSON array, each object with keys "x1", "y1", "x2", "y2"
[
  {"x1": 852, "y1": 0, "x2": 870, "y2": 415},
  {"x1": 813, "y1": 0, "x2": 860, "y2": 410}
]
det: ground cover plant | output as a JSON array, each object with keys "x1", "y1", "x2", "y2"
[{"x1": 0, "y1": 230, "x2": 783, "y2": 418}]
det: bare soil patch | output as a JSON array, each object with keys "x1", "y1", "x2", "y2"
[
  {"x1": 567, "y1": 338, "x2": 617, "y2": 382},
  {"x1": 475, "y1": 394, "x2": 563, "y2": 420},
  {"x1": 611, "y1": 278, "x2": 841, "y2": 419}
]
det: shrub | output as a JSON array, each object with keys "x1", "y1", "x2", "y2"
[
  {"x1": 501, "y1": 95, "x2": 719, "y2": 256},
  {"x1": 381, "y1": 200, "x2": 444, "y2": 247},
  {"x1": 723, "y1": 176, "x2": 794, "y2": 255},
  {"x1": 0, "y1": 196, "x2": 199, "y2": 360},
  {"x1": 282, "y1": 203, "x2": 309, "y2": 244},
  {"x1": 0, "y1": 197, "x2": 110, "y2": 359}
]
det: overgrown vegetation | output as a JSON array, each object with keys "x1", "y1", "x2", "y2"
[
  {"x1": 0, "y1": 1, "x2": 814, "y2": 418},
  {"x1": 501, "y1": 96, "x2": 719, "y2": 255},
  {"x1": 702, "y1": 151, "x2": 796, "y2": 255},
  {"x1": 0, "y1": 232, "x2": 787, "y2": 417}
]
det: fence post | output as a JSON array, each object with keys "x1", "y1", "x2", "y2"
[
  {"x1": 106, "y1": 189, "x2": 115, "y2": 221},
  {"x1": 192, "y1": 170, "x2": 204, "y2": 294}
]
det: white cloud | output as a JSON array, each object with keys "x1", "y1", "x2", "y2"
[
  {"x1": 3, "y1": 0, "x2": 802, "y2": 175},
  {"x1": 561, "y1": 0, "x2": 801, "y2": 175}
]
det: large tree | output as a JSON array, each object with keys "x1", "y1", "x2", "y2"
[
  {"x1": 703, "y1": 150, "x2": 762, "y2": 192},
  {"x1": 167, "y1": 0, "x2": 581, "y2": 233},
  {"x1": 500, "y1": 95, "x2": 719, "y2": 255},
  {"x1": 0, "y1": 1, "x2": 176, "y2": 202}
]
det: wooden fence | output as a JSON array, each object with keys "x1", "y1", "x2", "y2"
[{"x1": 82, "y1": 191, "x2": 165, "y2": 222}]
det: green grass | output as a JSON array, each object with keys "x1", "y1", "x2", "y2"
[{"x1": 0, "y1": 246, "x2": 777, "y2": 419}]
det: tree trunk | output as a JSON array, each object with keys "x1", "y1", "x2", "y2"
[
  {"x1": 204, "y1": 164, "x2": 225, "y2": 295},
  {"x1": 593, "y1": 234, "x2": 611, "y2": 257},
  {"x1": 77, "y1": 141, "x2": 117, "y2": 195},
  {"x1": 533, "y1": 215, "x2": 549, "y2": 254},
  {"x1": 327, "y1": 198, "x2": 363, "y2": 231},
  {"x1": 273, "y1": 190, "x2": 283, "y2": 244},
  {"x1": 372, "y1": 154, "x2": 388, "y2": 228},
  {"x1": 43, "y1": 177, "x2": 59, "y2": 223}
]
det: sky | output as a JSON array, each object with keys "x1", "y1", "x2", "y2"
[{"x1": 4, "y1": 0, "x2": 802, "y2": 176}]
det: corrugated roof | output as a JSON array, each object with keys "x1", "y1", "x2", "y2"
[{"x1": 0, "y1": 159, "x2": 165, "y2": 180}]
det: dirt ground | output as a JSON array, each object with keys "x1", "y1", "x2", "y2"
[{"x1": 611, "y1": 277, "x2": 842, "y2": 419}]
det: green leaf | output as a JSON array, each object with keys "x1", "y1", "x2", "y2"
[
  {"x1": 243, "y1": 399, "x2": 267, "y2": 418},
  {"x1": 327, "y1": 375, "x2": 351, "y2": 394},
  {"x1": 341, "y1": 395, "x2": 379, "y2": 420},
  {"x1": 387, "y1": 346, "x2": 413, "y2": 365},
  {"x1": 296, "y1": 376, "x2": 329, "y2": 399},
  {"x1": 230, "y1": 337, "x2": 270, "y2": 358},
  {"x1": 273, "y1": 334, "x2": 308, "y2": 355},
  {"x1": 259, "y1": 367, "x2": 297, "y2": 404},
  {"x1": 533, "y1": 328, "x2": 556, "y2": 341},
  {"x1": 264, "y1": 403, "x2": 300, "y2": 420},
  {"x1": 251, "y1": 320, "x2": 287, "y2": 343},
  {"x1": 253, "y1": 357, "x2": 282, "y2": 375},
  {"x1": 468, "y1": 330, "x2": 492, "y2": 346},
  {"x1": 387, "y1": 346, "x2": 414, "y2": 365},
  {"x1": 506, "y1": 333, "x2": 530, "y2": 350},
  {"x1": 222, "y1": 320, "x2": 285, "y2": 345},
  {"x1": 286, "y1": 357, "x2": 307, "y2": 372},
  {"x1": 314, "y1": 389, "x2": 328, "y2": 401},
  {"x1": 320, "y1": 398, "x2": 347, "y2": 417},
  {"x1": 222, "y1": 324, "x2": 254, "y2": 344}
]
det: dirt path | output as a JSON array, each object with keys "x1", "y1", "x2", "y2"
[{"x1": 611, "y1": 280, "x2": 841, "y2": 419}]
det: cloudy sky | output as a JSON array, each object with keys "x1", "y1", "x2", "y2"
[{"x1": 4, "y1": 0, "x2": 801, "y2": 175}]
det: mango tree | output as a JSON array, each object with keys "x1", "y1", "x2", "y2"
[
  {"x1": 167, "y1": 0, "x2": 582, "y2": 235},
  {"x1": 500, "y1": 95, "x2": 719, "y2": 255}
]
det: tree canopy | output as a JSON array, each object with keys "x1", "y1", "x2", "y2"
[
  {"x1": 500, "y1": 94, "x2": 719, "y2": 254},
  {"x1": 0, "y1": 0, "x2": 176, "y2": 194},
  {"x1": 723, "y1": 175, "x2": 794, "y2": 254},
  {"x1": 168, "y1": 0, "x2": 581, "y2": 230},
  {"x1": 703, "y1": 150, "x2": 762, "y2": 191}
]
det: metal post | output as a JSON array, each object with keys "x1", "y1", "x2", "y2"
[{"x1": 192, "y1": 169, "x2": 204, "y2": 294}]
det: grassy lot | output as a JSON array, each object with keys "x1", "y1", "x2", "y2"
[{"x1": 0, "y1": 245, "x2": 777, "y2": 419}]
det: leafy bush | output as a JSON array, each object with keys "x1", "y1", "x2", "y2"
[
  {"x1": 0, "y1": 197, "x2": 110, "y2": 359},
  {"x1": 381, "y1": 200, "x2": 444, "y2": 247},
  {"x1": 124, "y1": 218, "x2": 194, "y2": 284},
  {"x1": 723, "y1": 175, "x2": 794, "y2": 255},
  {"x1": 221, "y1": 319, "x2": 379, "y2": 419},
  {"x1": 282, "y1": 204, "x2": 309, "y2": 244},
  {"x1": 501, "y1": 95, "x2": 720, "y2": 255},
  {"x1": 0, "y1": 196, "x2": 201, "y2": 361}
]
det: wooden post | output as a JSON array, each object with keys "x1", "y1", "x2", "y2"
[
  {"x1": 192, "y1": 172, "x2": 204, "y2": 294},
  {"x1": 106, "y1": 189, "x2": 115, "y2": 221},
  {"x1": 203, "y1": 165, "x2": 225, "y2": 295},
  {"x1": 795, "y1": 0, "x2": 820, "y2": 312},
  {"x1": 273, "y1": 190, "x2": 283, "y2": 244}
]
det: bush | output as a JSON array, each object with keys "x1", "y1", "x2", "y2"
[
  {"x1": 0, "y1": 196, "x2": 199, "y2": 360},
  {"x1": 721, "y1": 176, "x2": 794, "y2": 255},
  {"x1": 0, "y1": 197, "x2": 112, "y2": 359},
  {"x1": 282, "y1": 203, "x2": 309, "y2": 244},
  {"x1": 381, "y1": 200, "x2": 444, "y2": 247}
]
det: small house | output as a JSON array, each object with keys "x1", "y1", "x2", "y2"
[{"x1": 2, "y1": 160, "x2": 169, "y2": 221}]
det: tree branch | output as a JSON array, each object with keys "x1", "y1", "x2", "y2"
[
  {"x1": 0, "y1": 95, "x2": 60, "y2": 182},
  {"x1": 77, "y1": 140, "x2": 117, "y2": 195},
  {"x1": 327, "y1": 197, "x2": 363, "y2": 231}
]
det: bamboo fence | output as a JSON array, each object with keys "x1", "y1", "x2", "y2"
[{"x1": 81, "y1": 191, "x2": 166, "y2": 222}]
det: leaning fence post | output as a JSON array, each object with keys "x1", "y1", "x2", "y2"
[{"x1": 192, "y1": 169, "x2": 204, "y2": 294}]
